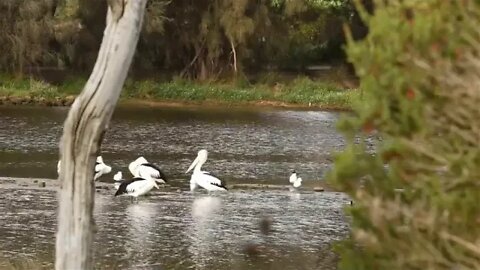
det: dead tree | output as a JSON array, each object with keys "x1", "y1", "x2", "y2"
[{"x1": 55, "y1": 1, "x2": 147, "y2": 269}]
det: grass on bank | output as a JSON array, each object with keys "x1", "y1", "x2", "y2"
[{"x1": 0, "y1": 74, "x2": 359, "y2": 109}]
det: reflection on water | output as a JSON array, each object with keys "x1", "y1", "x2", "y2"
[
  {"x1": 0, "y1": 105, "x2": 350, "y2": 269},
  {"x1": 189, "y1": 196, "x2": 222, "y2": 269},
  {"x1": 124, "y1": 202, "x2": 159, "y2": 268},
  {"x1": 0, "y1": 188, "x2": 350, "y2": 269}
]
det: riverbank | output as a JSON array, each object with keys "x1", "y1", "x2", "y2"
[{"x1": 0, "y1": 74, "x2": 359, "y2": 110}]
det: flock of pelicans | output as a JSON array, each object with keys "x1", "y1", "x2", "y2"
[{"x1": 57, "y1": 149, "x2": 303, "y2": 199}]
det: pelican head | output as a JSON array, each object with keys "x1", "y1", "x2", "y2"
[
  {"x1": 136, "y1": 156, "x2": 148, "y2": 164},
  {"x1": 141, "y1": 175, "x2": 160, "y2": 189},
  {"x1": 96, "y1": 156, "x2": 104, "y2": 164},
  {"x1": 186, "y1": 149, "x2": 208, "y2": 174}
]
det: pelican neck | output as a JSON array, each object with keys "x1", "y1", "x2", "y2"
[{"x1": 193, "y1": 159, "x2": 205, "y2": 173}]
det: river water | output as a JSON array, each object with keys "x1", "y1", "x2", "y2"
[{"x1": 0, "y1": 105, "x2": 350, "y2": 269}]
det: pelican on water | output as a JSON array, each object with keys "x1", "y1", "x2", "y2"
[
  {"x1": 186, "y1": 149, "x2": 227, "y2": 192},
  {"x1": 114, "y1": 171, "x2": 159, "y2": 198},
  {"x1": 113, "y1": 171, "x2": 123, "y2": 190},
  {"x1": 289, "y1": 170, "x2": 302, "y2": 188},
  {"x1": 128, "y1": 156, "x2": 167, "y2": 184},
  {"x1": 293, "y1": 177, "x2": 302, "y2": 188},
  {"x1": 57, "y1": 156, "x2": 112, "y2": 181}
]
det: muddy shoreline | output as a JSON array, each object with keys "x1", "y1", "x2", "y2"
[
  {"x1": 0, "y1": 95, "x2": 351, "y2": 111},
  {"x1": 0, "y1": 95, "x2": 75, "y2": 107}
]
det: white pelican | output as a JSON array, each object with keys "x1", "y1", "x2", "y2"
[
  {"x1": 113, "y1": 171, "x2": 123, "y2": 190},
  {"x1": 114, "y1": 173, "x2": 159, "y2": 198},
  {"x1": 57, "y1": 156, "x2": 112, "y2": 181},
  {"x1": 186, "y1": 149, "x2": 227, "y2": 192},
  {"x1": 128, "y1": 157, "x2": 167, "y2": 184},
  {"x1": 289, "y1": 170, "x2": 297, "y2": 184},
  {"x1": 289, "y1": 170, "x2": 302, "y2": 188},
  {"x1": 293, "y1": 177, "x2": 302, "y2": 188}
]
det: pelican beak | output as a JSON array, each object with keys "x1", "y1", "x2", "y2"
[{"x1": 186, "y1": 156, "x2": 199, "y2": 174}]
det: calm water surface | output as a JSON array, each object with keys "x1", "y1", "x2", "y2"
[{"x1": 0, "y1": 105, "x2": 350, "y2": 269}]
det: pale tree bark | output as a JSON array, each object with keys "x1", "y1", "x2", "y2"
[
  {"x1": 55, "y1": 1, "x2": 147, "y2": 269},
  {"x1": 229, "y1": 38, "x2": 237, "y2": 75}
]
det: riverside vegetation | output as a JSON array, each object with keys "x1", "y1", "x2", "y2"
[
  {"x1": 0, "y1": 0, "x2": 368, "y2": 108},
  {"x1": 0, "y1": 73, "x2": 359, "y2": 109}
]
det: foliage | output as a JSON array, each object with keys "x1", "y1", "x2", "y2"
[
  {"x1": 122, "y1": 76, "x2": 357, "y2": 107},
  {"x1": 271, "y1": 0, "x2": 349, "y2": 10},
  {"x1": 328, "y1": 0, "x2": 480, "y2": 269},
  {"x1": 0, "y1": 0, "x2": 362, "y2": 81},
  {"x1": 0, "y1": 0, "x2": 57, "y2": 74},
  {"x1": 0, "y1": 73, "x2": 357, "y2": 108}
]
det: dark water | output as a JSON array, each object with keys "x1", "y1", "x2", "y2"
[{"x1": 0, "y1": 105, "x2": 350, "y2": 269}]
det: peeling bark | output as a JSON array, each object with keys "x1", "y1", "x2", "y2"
[{"x1": 55, "y1": 1, "x2": 147, "y2": 269}]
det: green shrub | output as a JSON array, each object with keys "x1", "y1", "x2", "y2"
[
  {"x1": 328, "y1": 1, "x2": 480, "y2": 269},
  {"x1": 29, "y1": 79, "x2": 59, "y2": 98}
]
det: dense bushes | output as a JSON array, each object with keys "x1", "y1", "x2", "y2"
[
  {"x1": 0, "y1": 0, "x2": 366, "y2": 80},
  {"x1": 328, "y1": 0, "x2": 480, "y2": 269}
]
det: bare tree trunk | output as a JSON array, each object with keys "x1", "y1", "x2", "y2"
[
  {"x1": 55, "y1": 1, "x2": 147, "y2": 269},
  {"x1": 229, "y1": 38, "x2": 237, "y2": 75}
]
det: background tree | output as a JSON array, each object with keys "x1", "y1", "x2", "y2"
[
  {"x1": 0, "y1": 0, "x2": 57, "y2": 75},
  {"x1": 0, "y1": 0, "x2": 364, "y2": 81}
]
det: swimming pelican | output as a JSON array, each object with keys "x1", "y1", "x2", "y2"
[
  {"x1": 289, "y1": 170, "x2": 302, "y2": 189},
  {"x1": 128, "y1": 157, "x2": 167, "y2": 184},
  {"x1": 293, "y1": 177, "x2": 302, "y2": 188},
  {"x1": 186, "y1": 149, "x2": 227, "y2": 192},
  {"x1": 57, "y1": 156, "x2": 112, "y2": 181},
  {"x1": 114, "y1": 174, "x2": 159, "y2": 198},
  {"x1": 113, "y1": 171, "x2": 123, "y2": 190}
]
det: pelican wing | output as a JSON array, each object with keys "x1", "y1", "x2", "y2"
[
  {"x1": 115, "y1": 177, "x2": 145, "y2": 196},
  {"x1": 289, "y1": 173, "x2": 297, "y2": 184},
  {"x1": 293, "y1": 177, "x2": 302, "y2": 188},
  {"x1": 139, "y1": 163, "x2": 167, "y2": 181},
  {"x1": 197, "y1": 172, "x2": 228, "y2": 190},
  {"x1": 128, "y1": 160, "x2": 141, "y2": 177}
]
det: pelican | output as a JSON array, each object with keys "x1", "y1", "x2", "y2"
[
  {"x1": 57, "y1": 156, "x2": 112, "y2": 181},
  {"x1": 128, "y1": 157, "x2": 167, "y2": 184},
  {"x1": 289, "y1": 170, "x2": 302, "y2": 189},
  {"x1": 293, "y1": 177, "x2": 302, "y2": 188},
  {"x1": 113, "y1": 171, "x2": 123, "y2": 190},
  {"x1": 186, "y1": 149, "x2": 227, "y2": 192},
  {"x1": 114, "y1": 173, "x2": 159, "y2": 198}
]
